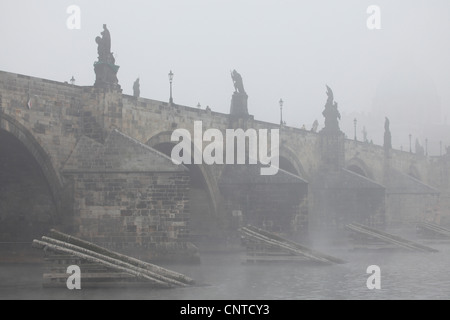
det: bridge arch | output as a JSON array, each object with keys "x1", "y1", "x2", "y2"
[
  {"x1": 146, "y1": 131, "x2": 219, "y2": 217},
  {"x1": 0, "y1": 113, "x2": 63, "y2": 242},
  {"x1": 346, "y1": 157, "x2": 373, "y2": 179},
  {"x1": 279, "y1": 146, "x2": 308, "y2": 179}
]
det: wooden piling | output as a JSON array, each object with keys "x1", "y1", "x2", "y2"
[
  {"x1": 32, "y1": 230, "x2": 195, "y2": 288},
  {"x1": 240, "y1": 225, "x2": 345, "y2": 264},
  {"x1": 346, "y1": 223, "x2": 439, "y2": 252}
]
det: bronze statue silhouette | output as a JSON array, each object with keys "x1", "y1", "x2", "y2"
[
  {"x1": 96, "y1": 24, "x2": 114, "y2": 64},
  {"x1": 95, "y1": 36, "x2": 107, "y2": 62},
  {"x1": 384, "y1": 117, "x2": 392, "y2": 150},
  {"x1": 101, "y1": 24, "x2": 111, "y2": 55},
  {"x1": 311, "y1": 119, "x2": 319, "y2": 133},
  {"x1": 94, "y1": 24, "x2": 120, "y2": 89},
  {"x1": 231, "y1": 70, "x2": 246, "y2": 95},
  {"x1": 322, "y1": 85, "x2": 341, "y2": 132},
  {"x1": 133, "y1": 78, "x2": 140, "y2": 98},
  {"x1": 385, "y1": 117, "x2": 390, "y2": 132}
]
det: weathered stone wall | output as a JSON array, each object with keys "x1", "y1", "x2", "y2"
[
  {"x1": 121, "y1": 96, "x2": 230, "y2": 144},
  {"x1": 64, "y1": 172, "x2": 192, "y2": 260},
  {"x1": 0, "y1": 71, "x2": 126, "y2": 168},
  {"x1": 0, "y1": 71, "x2": 82, "y2": 171},
  {"x1": 2, "y1": 69, "x2": 450, "y2": 250},
  {"x1": 60, "y1": 129, "x2": 194, "y2": 260}
]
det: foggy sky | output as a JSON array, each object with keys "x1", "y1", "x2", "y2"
[{"x1": 1, "y1": 0, "x2": 450, "y2": 152}]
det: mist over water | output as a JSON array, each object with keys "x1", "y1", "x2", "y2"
[{"x1": 2, "y1": 242, "x2": 450, "y2": 300}]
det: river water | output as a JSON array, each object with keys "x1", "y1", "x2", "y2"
[{"x1": 1, "y1": 241, "x2": 450, "y2": 300}]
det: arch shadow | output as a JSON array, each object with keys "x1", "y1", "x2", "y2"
[
  {"x1": 146, "y1": 131, "x2": 219, "y2": 217},
  {"x1": 346, "y1": 157, "x2": 373, "y2": 179},
  {"x1": 0, "y1": 113, "x2": 63, "y2": 216},
  {"x1": 279, "y1": 145, "x2": 308, "y2": 180}
]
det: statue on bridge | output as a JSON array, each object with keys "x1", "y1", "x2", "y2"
[
  {"x1": 321, "y1": 85, "x2": 341, "y2": 132},
  {"x1": 230, "y1": 69, "x2": 249, "y2": 117},
  {"x1": 96, "y1": 24, "x2": 115, "y2": 64},
  {"x1": 95, "y1": 36, "x2": 107, "y2": 62},
  {"x1": 231, "y1": 70, "x2": 246, "y2": 95},
  {"x1": 133, "y1": 78, "x2": 140, "y2": 98},
  {"x1": 101, "y1": 24, "x2": 111, "y2": 55},
  {"x1": 415, "y1": 139, "x2": 425, "y2": 156},
  {"x1": 384, "y1": 117, "x2": 392, "y2": 151},
  {"x1": 311, "y1": 120, "x2": 319, "y2": 133},
  {"x1": 94, "y1": 24, "x2": 120, "y2": 90}
]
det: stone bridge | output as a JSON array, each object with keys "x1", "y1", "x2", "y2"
[{"x1": 1, "y1": 69, "x2": 449, "y2": 260}]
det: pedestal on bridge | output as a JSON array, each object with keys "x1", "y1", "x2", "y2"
[
  {"x1": 94, "y1": 61, "x2": 121, "y2": 91},
  {"x1": 319, "y1": 130, "x2": 345, "y2": 172},
  {"x1": 230, "y1": 92, "x2": 249, "y2": 117}
]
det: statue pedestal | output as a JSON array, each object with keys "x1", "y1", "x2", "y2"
[
  {"x1": 319, "y1": 130, "x2": 345, "y2": 172},
  {"x1": 94, "y1": 62, "x2": 121, "y2": 90},
  {"x1": 384, "y1": 131, "x2": 392, "y2": 150},
  {"x1": 230, "y1": 92, "x2": 249, "y2": 117}
]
